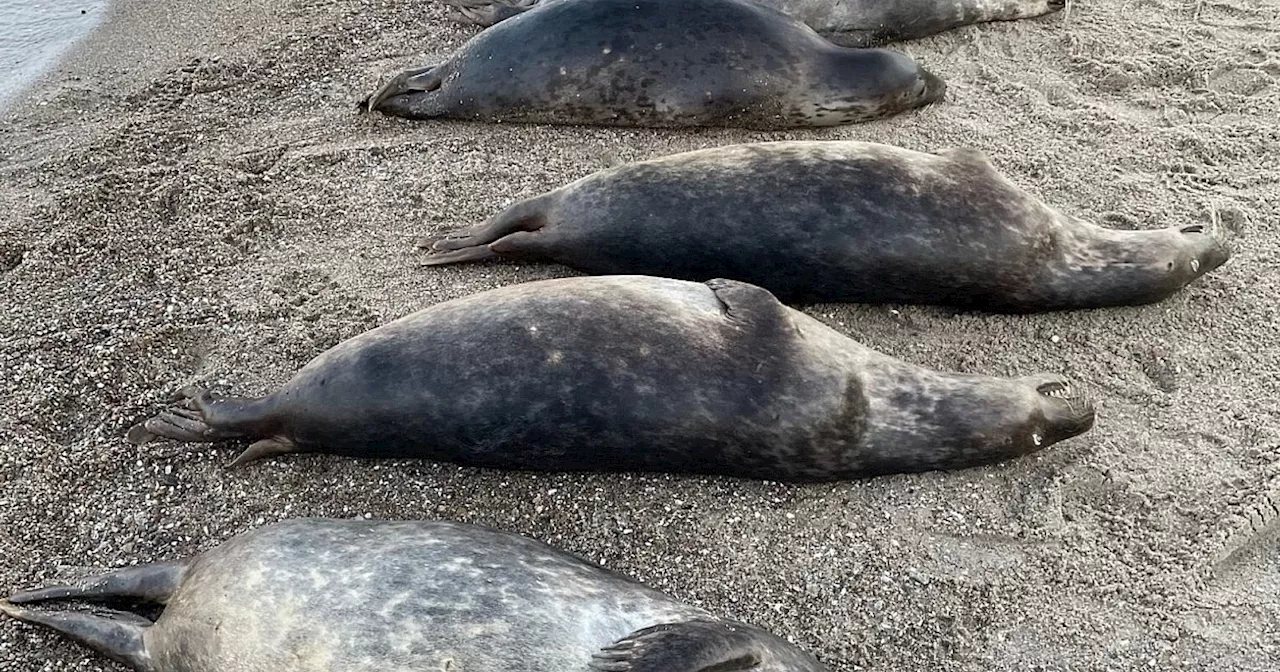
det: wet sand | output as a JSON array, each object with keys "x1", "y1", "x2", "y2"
[{"x1": 0, "y1": 0, "x2": 1277, "y2": 669}]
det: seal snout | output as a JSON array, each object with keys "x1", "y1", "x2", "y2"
[
  {"x1": 1176, "y1": 222, "x2": 1231, "y2": 276},
  {"x1": 1028, "y1": 375, "x2": 1095, "y2": 443},
  {"x1": 918, "y1": 68, "x2": 947, "y2": 103}
]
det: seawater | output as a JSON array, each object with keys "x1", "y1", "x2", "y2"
[{"x1": 0, "y1": 0, "x2": 108, "y2": 109}]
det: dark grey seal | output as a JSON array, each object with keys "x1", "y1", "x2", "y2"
[
  {"x1": 364, "y1": 0, "x2": 945, "y2": 129},
  {"x1": 442, "y1": 0, "x2": 1066, "y2": 46},
  {"x1": 125, "y1": 276, "x2": 1094, "y2": 479},
  {"x1": 0, "y1": 518, "x2": 828, "y2": 672},
  {"x1": 420, "y1": 142, "x2": 1232, "y2": 312}
]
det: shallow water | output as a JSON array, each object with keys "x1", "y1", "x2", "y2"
[{"x1": 0, "y1": 0, "x2": 108, "y2": 109}]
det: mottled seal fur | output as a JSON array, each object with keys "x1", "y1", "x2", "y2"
[
  {"x1": 443, "y1": 0, "x2": 1067, "y2": 47},
  {"x1": 421, "y1": 142, "x2": 1232, "y2": 312},
  {"x1": 0, "y1": 518, "x2": 828, "y2": 672},
  {"x1": 125, "y1": 276, "x2": 1094, "y2": 479},
  {"x1": 364, "y1": 0, "x2": 945, "y2": 129}
]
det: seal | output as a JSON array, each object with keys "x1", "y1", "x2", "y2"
[
  {"x1": 125, "y1": 276, "x2": 1094, "y2": 479},
  {"x1": 364, "y1": 0, "x2": 946, "y2": 129},
  {"x1": 442, "y1": 0, "x2": 1067, "y2": 47},
  {"x1": 0, "y1": 518, "x2": 829, "y2": 672},
  {"x1": 420, "y1": 141, "x2": 1232, "y2": 312}
]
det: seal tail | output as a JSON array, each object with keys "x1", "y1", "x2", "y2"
[
  {"x1": 418, "y1": 195, "x2": 550, "y2": 266},
  {"x1": 7, "y1": 561, "x2": 189, "y2": 606},
  {"x1": 1, "y1": 600, "x2": 155, "y2": 671}
]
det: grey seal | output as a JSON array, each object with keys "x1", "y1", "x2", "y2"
[
  {"x1": 420, "y1": 141, "x2": 1231, "y2": 312},
  {"x1": 125, "y1": 275, "x2": 1094, "y2": 480},
  {"x1": 364, "y1": 0, "x2": 945, "y2": 129},
  {"x1": 442, "y1": 0, "x2": 1067, "y2": 46},
  {"x1": 0, "y1": 518, "x2": 828, "y2": 672}
]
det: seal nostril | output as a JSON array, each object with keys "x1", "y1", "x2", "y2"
[{"x1": 1180, "y1": 225, "x2": 1205, "y2": 234}]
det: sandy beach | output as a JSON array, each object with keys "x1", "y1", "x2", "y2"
[{"x1": 1, "y1": 0, "x2": 1277, "y2": 669}]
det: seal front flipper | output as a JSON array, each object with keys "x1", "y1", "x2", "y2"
[
  {"x1": 364, "y1": 66, "x2": 442, "y2": 114},
  {"x1": 592, "y1": 620, "x2": 778, "y2": 672},
  {"x1": 0, "y1": 601, "x2": 154, "y2": 671},
  {"x1": 704, "y1": 278, "x2": 797, "y2": 335}
]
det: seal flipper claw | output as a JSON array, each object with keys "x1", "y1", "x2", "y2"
[
  {"x1": 591, "y1": 620, "x2": 771, "y2": 672},
  {"x1": 227, "y1": 437, "x2": 297, "y2": 468},
  {"x1": 365, "y1": 66, "x2": 442, "y2": 114},
  {"x1": 0, "y1": 601, "x2": 154, "y2": 672}
]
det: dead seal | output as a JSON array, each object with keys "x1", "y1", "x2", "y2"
[
  {"x1": 420, "y1": 141, "x2": 1231, "y2": 312},
  {"x1": 125, "y1": 276, "x2": 1094, "y2": 479},
  {"x1": 443, "y1": 0, "x2": 1067, "y2": 46},
  {"x1": 0, "y1": 518, "x2": 828, "y2": 672},
  {"x1": 364, "y1": 0, "x2": 945, "y2": 129}
]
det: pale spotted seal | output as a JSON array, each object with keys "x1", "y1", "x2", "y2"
[
  {"x1": 0, "y1": 518, "x2": 828, "y2": 671},
  {"x1": 125, "y1": 276, "x2": 1094, "y2": 479},
  {"x1": 364, "y1": 0, "x2": 945, "y2": 129},
  {"x1": 420, "y1": 141, "x2": 1231, "y2": 312},
  {"x1": 442, "y1": 0, "x2": 1067, "y2": 46}
]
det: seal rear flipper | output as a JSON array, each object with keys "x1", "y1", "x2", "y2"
[
  {"x1": 591, "y1": 620, "x2": 773, "y2": 672},
  {"x1": 128, "y1": 386, "x2": 275, "y2": 446},
  {"x1": 418, "y1": 245, "x2": 500, "y2": 266},
  {"x1": 364, "y1": 66, "x2": 442, "y2": 114},
  {"x1": 8, "y1": 561, "x2": 188, "y2": 606},
  {"x1": 419, "y1": 195, "x2": 551, "y2": 264},
  {"x1": 0, "y1": 601, "x2": 154, "y2": 672},
  {"x1": 442, "y1": 0, "x2": 537, "y2": 27}
]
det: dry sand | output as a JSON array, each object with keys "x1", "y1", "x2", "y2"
[{"x1": 0, "y1": 0, "x2": 1277, "y2": 669}]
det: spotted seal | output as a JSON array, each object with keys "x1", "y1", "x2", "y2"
[
  {"x1": 0, "y1": 518, "x2": 828, "y2": 671},
  {"x1": 420, "y1": 141, "x2": 1231, "y2": 312},
  {"x1": 364, "y1": 0, "x2": 945, "y2": 128},
  {"x1": 442, "y1": 0, "x2": 1067, "y2": 46},
  {"x1": 125, "y1": 276, "x2": 1094, "y2": 479}
]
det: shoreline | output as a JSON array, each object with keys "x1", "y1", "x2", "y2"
[
  {"x1": 3, "y1": 0, "x2": 281, "y2": 121},
  {"x1": 0, "y1": 0, "x2": 108, "y2": 111}
]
